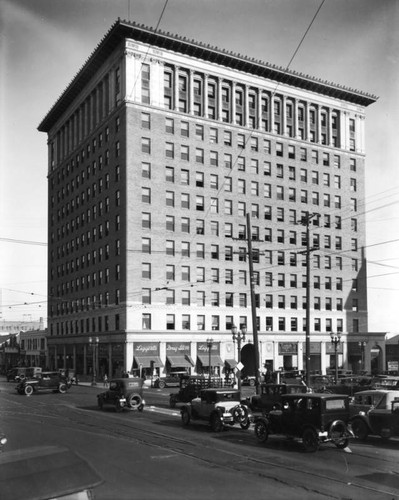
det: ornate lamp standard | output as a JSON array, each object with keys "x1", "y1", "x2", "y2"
[
  {"x1": 206, "y1": 338, "x2": 213, "y2": 387},
  {"x1": 358, "y1": 340, "x2": 367, "y2": 373},
  {"x1": 330, "y1": 332, "x2": 342, "y2": 384},
  {"x1": 231, "y1": 325, "x2": 246, "y2": 391},
  {"x1": 89, "y1": 336, "x2": 99, "y2": 386}
]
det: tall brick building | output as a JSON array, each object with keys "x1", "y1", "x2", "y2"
[{"x1": 38, "y1": 19, "x2": 380, "y2": 379}]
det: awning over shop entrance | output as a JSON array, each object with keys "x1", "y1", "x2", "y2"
[
  {"x1": 134, "y1": 356, "x2": 164, "y2": 368},
  {"x1": 197, "y1": 354, "x2": 224, "y2": 367},
  {"x1": 167, "y1": 355, "x2": 194, "y2": 368},
  {"x1": 225, "y1": 359, "x2": 238, "y2": 369}
]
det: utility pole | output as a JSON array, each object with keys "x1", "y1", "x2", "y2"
[
  {"x1": 246, "y1": 213, "x2": 261, "y2": 393},
  {"x1": 298, "y1": 212, "x2": 318, "y2": 387}
]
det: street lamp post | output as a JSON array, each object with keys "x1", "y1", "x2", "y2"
[
  {"x1": 89, "y1": 336, "x2": 99, "y2": 386},
  {"x1": 231, "y1": 325, "x2": 246, "y2": 391},
  {"x1": 330, "y1": 332, "x2": 342, "y2": 384},
  {"x1": 206, "y1": 338, "x2": 213, "y2": 387},
  {"x1": 358, "y1": 341, "x2": 367, "y2": 373}
]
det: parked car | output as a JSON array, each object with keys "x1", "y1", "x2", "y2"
[
  {"x1": 241, "y1": 375, "x2": 256, "y2": 386},
  {"x1": 371, "y1": 376, "x2": 399, "y2": 390},
  {"x1": 308, "y1": 375, "x2": 334, "y2": 392},
  {"x1": 350, "y1": 390, "x2": 399, "y2": 440},
  {"x1": 97, "y1": 378, "x2": 145, "y2": 411},
  {"x1": 245, "y1": 383, "x2": 308, "y2": 413},
  {"x1": 16, "y1": 371, "x2": 68, "y2": 396},
  {"x1": 350, "y1": 389, "x2": 399, "y2": 417},
  {"x1": 254, "y1": 393, "x2": 353, "y2": 452},
  {"x1": 181, "y1": 388, "x2": 252, "y2": 432},
  {"x1": 153, "y1": 371, "x2": 187, "y2": 389},
  {"x1": 324, "y1": 376, "x2": 372, "y2": 397},
  {"x1": 169, "y1": 375, "x2": 229, "y2": 408}
]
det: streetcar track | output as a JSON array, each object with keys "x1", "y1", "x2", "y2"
[{"x1": 2, "y1": 397, "x2": 398, "y2": 498}]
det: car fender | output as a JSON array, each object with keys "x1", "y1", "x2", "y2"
[{"x1": 254, "y1": 414, "x2": 270, "y2": 427}]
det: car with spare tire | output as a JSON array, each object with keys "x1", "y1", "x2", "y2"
[
  {"x1": 254, "y1": 393, "x2": 353, "y2": 452},
  {"x1": 97, "y1": 378, "x2": 145, "y2": 412},
  {"x1": 16, "y1": 371, "x2": 68, "y2": 396},
  {"x1": 180, "y1": 388, "x2": 252, "y2": 432}
]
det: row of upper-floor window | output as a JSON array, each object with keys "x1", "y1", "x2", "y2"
[
  {"x1": 144, "y1": 213, "x2": 359, "y2": 251},
  {"x1": 142, "y1": 112, "x2": 358, "y2": 160},
  {"x1": 140, "y1": 133, "x2": 357, "y2": 168},
  {"x1": 50, "y1": 314, "x2": 120, "y2": 336},
  {"x1": 51, "y1": 213, "x2": 121, "y2": 244},
  {"x1": 141, "y1": 287, "x2": 359, "y2": 313},
  {"x1": 51, "y1": 264, "x2": 121, "y2": 290},
  {"x1": 141, "y1": 184, "x2": 358, "y2": 215},
  {"x1": 50, "y1": 289, "x2": 121, "y2": 316},
  {"x1": 141, "y1": 313, "x2": 359, "y2": 334},
  {"x1": 141, "y1": 239, "x2": 361, "y2": 271},
  {"x1": 163, "y1": 162, "x2": 357, "y2": 189}
]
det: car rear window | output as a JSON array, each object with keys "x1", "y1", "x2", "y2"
[{"x1": 326, "y1": 399, "x2": 346, "y2": 410}]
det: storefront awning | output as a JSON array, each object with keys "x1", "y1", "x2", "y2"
[
  {"x1": 197, "y1": 354, "x2": 224, "y2": 367},
  {"x1": 167, "y1": 355, "x2": 194, "y2": 368},
  {"x1": 225, "y1": 359, "x2": 238, "y2": 369},
  {"x1": 135, "y1": 356, "x2": 164, "y2": 368}
]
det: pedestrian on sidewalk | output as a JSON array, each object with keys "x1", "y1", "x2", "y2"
[{"x1": 103, "y1": 373, "x2": 108, "y2": 387}]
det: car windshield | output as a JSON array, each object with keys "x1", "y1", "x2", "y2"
[{"x1": 216, "y1": 392, "x2": 240, "y2": 402}]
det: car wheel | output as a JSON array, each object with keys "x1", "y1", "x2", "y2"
[
  {"x1": 351, "y1": 418, "x2": 369, "y2": 440},
  {"x1": 254, "y1": 420, "x2": 269, "y2": 443},
  {"x1": 181, "y1": 408, "x2": 190, "y2": 426},
  {"x1": 169, "y1": 395, "x2": 177, "y2": 408},
  {"x1": 210, "y1": 412, "x2": 223, "y2": 433},
  {"x1": 329, "y1": 420, "x2": 349, "y2": 449},
  {"x1": 24, "y1": 385, "x2": 34, "y2": 396},
  {"x1": 232, "y1": 405, "x2": 250, "y2": 429},
  {"x1": 128, "y1": 393, "x2": 143, "y2": 409},
  {"x1": 158, "y1": 380, "x2": 166, "y2": 389},
  {"x1": 58, "y1": 383, "x2": 67, "y2": 394},
  {"x1": 302, "y1": 428, "x2": 319, "y2": 452},
  {"x1": 138, "y1": 403, "x2": 144, "y2": 412}
]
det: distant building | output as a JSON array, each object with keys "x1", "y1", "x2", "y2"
[{"x1": 38, "y1": 20, "x2": 380, "y2": 378}]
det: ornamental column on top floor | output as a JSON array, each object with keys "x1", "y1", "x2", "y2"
[
  {"x1": 189, "y1": 70, "x2": 194, "y2": 115},
  {"x1": 357, "y1": 115, "x2": 365, "y2": 154},
  {"x1": 305, "y1": 101, "x2": 310, "y2": 142},
  {"x1": 174, "y1": 66, "x2": 180, "y2": 112},
  {"x1": 203, "y1": 74, "x2": 209, "y2": 119},
  {"x1": 231, "y1": 81, "x2": 237, "y2": 125},
  {"x1": 217, "y1": 78, "x2": 223, "y2": 122}
]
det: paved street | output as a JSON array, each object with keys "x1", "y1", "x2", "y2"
[{"x1": 1, "y1": 378, "x2": 399, "y2": 499}]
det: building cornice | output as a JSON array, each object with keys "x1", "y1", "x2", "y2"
[{"x1": 38, "y1": 18, "x2": 378, "y2": 133}]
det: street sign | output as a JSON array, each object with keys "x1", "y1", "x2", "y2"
[{"x1": 237, "y1": 362, "x2": 244, "y2": 371}]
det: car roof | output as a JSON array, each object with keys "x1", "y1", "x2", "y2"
[
  {"x1": 354, "y1": 389, "x2": 392, "y2": 395},
  {"x1": 202, "y1": 388, "x2": 238, "y2": 393},
  {"x1": 283, "y1": 393, "x2": 347, "y2": 400}
]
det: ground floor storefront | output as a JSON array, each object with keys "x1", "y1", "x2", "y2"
[{"x1": 46, "y1": 331, "x2": 387, "y2": 382}]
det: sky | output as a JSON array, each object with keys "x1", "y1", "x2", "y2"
[{"x1": 1, "y1": 0, "x2": 398, "y2": 333}]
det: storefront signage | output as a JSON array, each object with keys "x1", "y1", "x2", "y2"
[
  {"x1": 197, "y1": 342, "x2": 220, "y2": 354},
  {"x1": 134, "y1": 343, "x2": 159, "y2": 356},
  {"x1": 166, "y1": 343, "x2": 190, "y2": 355},
  {"x1": 278, "y1": 342, "x2": 298, "y2": 355},
  {"x1": 301, "y1": 342, "x2": 321, "y2": 354}
]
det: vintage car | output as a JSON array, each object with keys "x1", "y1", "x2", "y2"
[
  {"x1": 97, "y1": 378, "x2": 145, "y2": 412},
  {"x1": 169, "y1": 375, "x2": 229, "y2": 408},
  {"x1": 350, "y1": 391, "x2": 399, "y2": 440},
  {"x1": 371, "y1": 376, "x2": 399, "y2": 390},
  {"x1": 245, "y1": 383, "x2": 308, "y2": 413},
  {"x1": 16, "y1": 371, "x2": 68, "y2": 396},
  {"x1": 153, "y1": 371, "x2": 187, "y2": 389},
  {"x1": 254, "y1": 393, "x2": 353, "y2": 452},
  {"x1": 181, "y1": 388, "x2": 252, "y2": 432},
  {"x1": 324, "y1": 376, "x2": 372, "y2": 397}
]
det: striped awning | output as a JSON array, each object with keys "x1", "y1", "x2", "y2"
[
  {"x1": 197, "y1": 354, "x2": 224, "y2": 367},
  {"x1": 225, "y1": 359, "x2": 238, "y2": 369},
  {"x1": 167, "y1": 355, "x2": 194, "y2": 368},
  {"x1": 135, "y1": 356, "x2": 164, "y2": 368}
]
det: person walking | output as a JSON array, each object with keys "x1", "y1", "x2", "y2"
[{"x1": 103, "y1": 373, "x2": 108, "y2": 387}]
